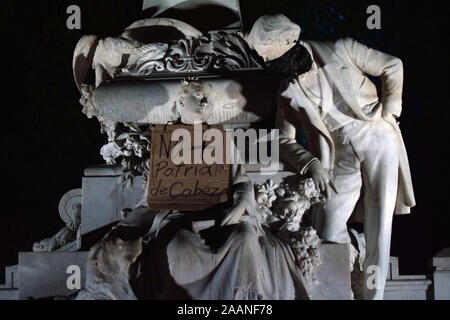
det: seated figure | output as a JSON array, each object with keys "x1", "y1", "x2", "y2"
[{"x1": 88, "y1": 79, "x2": 312, "y2": 300}]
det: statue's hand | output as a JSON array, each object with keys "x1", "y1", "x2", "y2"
[
  {"x1": 220, "y1": 182, "x2": 258, "y2": 226},
  {"x1": 305, "y1": 161, "x2": 338, "y2": 199}
]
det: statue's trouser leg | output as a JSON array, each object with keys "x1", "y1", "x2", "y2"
[
  {"x1": 313, "y1": 122, "x2": 364, "y2": 244},
  {"x1": 360, "y1": 120, "x2": 398, "y2": 300},
  {"x1": 313, "y1": 119, "x2": 399, "y2": 300}
]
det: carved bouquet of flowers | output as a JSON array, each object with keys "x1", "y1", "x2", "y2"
[
  {"x1": 255, "y1": 177, "x2": 324, "y2": 286},
  {"x1": 100, "y1": 123, "x2": 152, "y2": 189}
]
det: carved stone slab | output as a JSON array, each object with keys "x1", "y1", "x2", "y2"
[
  {"x1": 93, "y1": 75, "x2": 278, "y2": 125},
  {"x1": 81, "y1": 176, "x2": 145, "y2": 235}
]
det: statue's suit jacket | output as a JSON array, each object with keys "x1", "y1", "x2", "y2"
[{"x1": 277, "y1": 37, "x2": 415, "y2": 215}]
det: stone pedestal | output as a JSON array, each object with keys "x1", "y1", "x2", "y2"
[
  {"x1": 431, "y1": 248, "x2": 450, "y2": 300},
  {"x1": 18, "y1": 252, "x2": 89, "y2": 300},
  {"x1": 309, "y1": 244, "x2": 353, "y2": 300},
  {"x1": 0, "y1": 265, "x2": 18, "y2": 300},
  {"x1": 80, "y1": 164, "x2": 296, "y2": 237},
  {"x1": 384, "y1": 257, "x2": 432, "y2": 300},
  {"x1": 13, "y1": 244, "x2": 353, "y2": 300},
  {"x1": 81, "y1": 166, "x2": 145, "y2": 235}
]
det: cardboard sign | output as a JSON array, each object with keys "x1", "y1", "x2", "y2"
[{"x1": 148, "y1": 124, "x2": 230, "y2": 211}]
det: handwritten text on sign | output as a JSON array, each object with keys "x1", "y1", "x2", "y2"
[{"x1": 148, "y1": 124, "x2": 230, "y2": 211}]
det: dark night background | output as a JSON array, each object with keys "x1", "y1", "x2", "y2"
[{"x1": 0, "y1": 0, "x2": 449, "y2": 283}]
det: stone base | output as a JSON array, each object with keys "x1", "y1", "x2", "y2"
[
  {"x1": 383, "y1": 257, "x2": 432, "y2": 300},
  {"x1": 431, "y1": 248, "x2": 450, "y2": 300},
  {"x1": 11, "y1": 246, "x2": 443, "y2": 300},
  {"x1": 309, "y1": 244, "x2": 353, "y2": 300},
  {"x1": 18, "y1": 252, "x2": 89, "y2": 300},
  {"x1": 15, "y1": 244, "x2": 353, "y2": 300},
  {"x1": 384, "y1": 280, "x2": 432, "y2": 300},
  {"x1": 0, "y1": 265, "x2": 18, "y2": 300},
  {"x1": 0, "y1": 289, "x2": 18, "y2": 300}
]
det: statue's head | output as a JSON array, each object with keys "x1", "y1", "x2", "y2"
[
  {"x1": 246, "y1": 14, "x2": 312, "y2": 80},
  {"x1": 175, "y1": 78, "x2": 216, "y2": 124}
]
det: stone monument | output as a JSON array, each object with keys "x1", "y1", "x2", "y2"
[{"x1": 0, "y1": 0, "x2": 445, "y2": 301}]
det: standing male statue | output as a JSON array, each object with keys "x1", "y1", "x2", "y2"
[{"x1": 246, "y1": 14, "x2": 415, "y2": 299}]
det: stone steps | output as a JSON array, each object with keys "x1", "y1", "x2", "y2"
[
  {"x1": 384, "y1": 257, "x2": 432, "y2": 300},
  {"x1": 0, "y1": 265, "x2": 19, "y2": 300}
]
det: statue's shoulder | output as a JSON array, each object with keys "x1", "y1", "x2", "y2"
[
  {"x1": 305, "y1": 38, "x2": 354, "y2": 66},
  {"x1": 306, "y1": 38, "x2": 348, "y2": 51}
]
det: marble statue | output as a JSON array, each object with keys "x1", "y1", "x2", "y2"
[
  {"x1": 246, "y1": 14, "x2": 416, "y2": 300},
  {"x1": 174, "y1": 78, "x2": 217, "y2": 124},
  {"x1": 80, "y1": 79, "x2": 322, "y2": 300},
  {"x1": 4, "y1": 0, "x2": 442, "y2": 303}
]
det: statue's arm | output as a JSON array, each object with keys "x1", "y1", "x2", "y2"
[
  {"x1": 220, "y1": 164, "x2": 258, "y2": 226},
  {"x1": 276, "y1": 95, "x2": 319, "y2": 175},
  {"x1": 342, "y1": 37, "x2": 404, "y2": 117}
]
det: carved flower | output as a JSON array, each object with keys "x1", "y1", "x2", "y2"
[
  {"x1": 289, "y1": 226, "x2": 321, "y2": 286},
  {"x1": 296, "y1": 178, "x2": 322, "y2": 200},
  {"x1": 277, "y1": 200, "x2": 304, "y2": 232},
  {"x1": 253, "y1": 177, "x2": 322, "y2": 287},
  {"x1": 79, "y1": 85, "x2": 98, "y2": 119},
  {"x1": 100, "y1": 142, "x2": 122, "y2": 165},
  {"x1": 255, "y1": 180, "x2": 279, "y2": 208}
]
